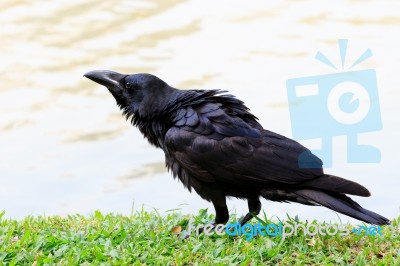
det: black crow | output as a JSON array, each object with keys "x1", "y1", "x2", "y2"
[{"x1": 84, "y1": 70, "x2": 390, "y2": 226}]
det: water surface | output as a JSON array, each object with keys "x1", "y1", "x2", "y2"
[{"x1": 1, "y1": 0, "x2": 399, "y2": 223}]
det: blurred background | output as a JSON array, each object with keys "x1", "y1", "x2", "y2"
[{"x1": 1, "y1": 0, "x2": 399, "y2": 223}]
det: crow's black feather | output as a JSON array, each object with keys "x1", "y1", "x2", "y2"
[{"x1": 84, "y1": 70, "x2": 390, "y2": 225}]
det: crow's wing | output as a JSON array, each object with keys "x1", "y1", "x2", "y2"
[{"x1": 164, "y1": 103, "x2": 323, "y2": 185}]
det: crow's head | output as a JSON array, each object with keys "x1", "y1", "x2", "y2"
[{"x1": 84, "y1": 70, "x2": 176, "y2": 120}]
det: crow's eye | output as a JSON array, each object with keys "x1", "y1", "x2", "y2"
[{"x1": 125, "y1": 82, "x2": 132, "y2": 89}]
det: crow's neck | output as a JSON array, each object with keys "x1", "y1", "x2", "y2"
[
  {"x1": 133, "y1": 114, "x2": 171, "y2": 149},
  {"x1": 129, "y1": 89, "x2": 261, "y2": 148},
  {"x1": 126, "y1": 91, "x2": 183, "y2": 149},
  {"x1": 128, "y1": 90, "x2": 188, "y2": 148}
]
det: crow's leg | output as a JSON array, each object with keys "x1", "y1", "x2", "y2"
[
  {"x1": 192, "y1": 197, "x2": 228, "y2": 237},
  {"x1": 212, "y1": 197, "x2": 229, "y2": 225},
  {"x1": 190, "y1": 180, "x2": 228, "y2": 224},
  {"x1": 239, "y1": 198, "x2": 261, "y2": 226}
]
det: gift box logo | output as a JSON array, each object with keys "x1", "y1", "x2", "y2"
[{"x1": 286, "y1": 39, "x2": 382, "y2": 168}]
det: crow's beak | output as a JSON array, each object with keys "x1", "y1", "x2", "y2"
[{"x1": 84, "y1": 70, "x2": 126, "y2": 91}]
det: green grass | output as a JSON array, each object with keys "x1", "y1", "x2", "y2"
[{"x1": 0, "y1": 210, "x2": 399, "y2": 265}]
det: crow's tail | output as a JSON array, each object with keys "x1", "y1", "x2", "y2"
[
  {"x1": 300, "y1": 174, "x2": 371, "y2": 197},
  {"x1": 293, "y1": 189, "x2": 390, "y2": 225}
]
